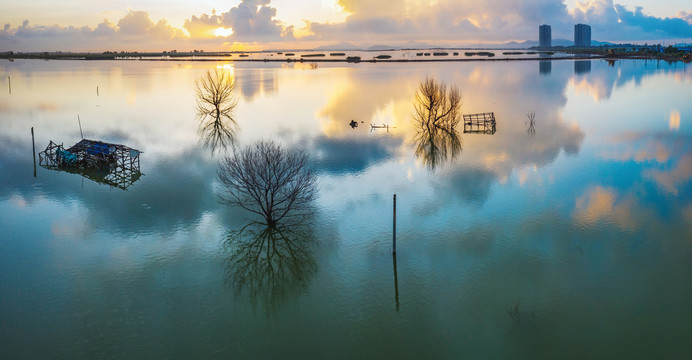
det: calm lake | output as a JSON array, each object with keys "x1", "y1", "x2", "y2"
[{"x1": 1, "y1": 58, "x2": 691, "y2": 359}]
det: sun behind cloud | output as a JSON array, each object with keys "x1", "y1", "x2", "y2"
[{"x1": 214, "y1": 27, "x2": 234, "y2": 37}]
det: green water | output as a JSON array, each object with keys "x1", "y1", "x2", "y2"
[{"x1": 1, "y1": 58, "x2": 691, "y2": 359}]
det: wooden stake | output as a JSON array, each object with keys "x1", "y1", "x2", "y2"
[
  {"x1": 393, "y1": 252, "x2": 399, "y2": 312},
  {"x1": 7, "y1": 76, "x2": 10, "y2": 95},
  {"x1": 32, "y1": 127, "x2": 36, "y2": 177},
  {"x1": 96, "y1": 86, "x2": 99, "y2": 96},
  {"x1": 393, "y1": 194, "x2": 396, "y2": 254}
]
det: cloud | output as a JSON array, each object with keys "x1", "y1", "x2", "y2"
[
  {"x1": 0, "y1": 1, "x2": 294, "y2": 51},
  {"x1": 221, "y1": 0, "x2": 295, "y2": 42},
  {"x1": 1, "y1": 0, "x2": 690, "y2": 51},
  {"x1": 93, "y1": 19, "x2": 117, "y2": 36},
  {"x1": 183, "y1": 1, "x2": 295, "y2": 42},
  {"x1": 678, "y1": 11, "x2": 692, "y2": 25},
  {"x1": 305, "y1": 0, "x2": 571, "y2": 42},
  {"x1": 567, "y1": 1, "x2": 692, "y2": 40},
  {"x1": 305, "y1": 0, "x2": 691, "y2": 43},
  {"x1": 614, "y1": 5, "x2": 692, "y2": 38},
  {"x1": 183, "y1": 11, "x2": 224, "y2": 39},
  {"x1": 1, "y1": 11, "x2": 186, "y2": 51},
  {"x1": 117, "y1": 10, "x2": 186, "y2": 41}
]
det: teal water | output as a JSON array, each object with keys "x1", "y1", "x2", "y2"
[{"x1": 1, "y1": 58, "x2": 691, "y2": 359}]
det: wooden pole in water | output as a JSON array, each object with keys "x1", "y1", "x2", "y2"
[
  {"x1": 96, "y1": 86, "x2": 99, "y2": 96},
  {"x1": 393, "y1": 194, "x2": 396, "y2": 254},
  {"x1": 78, "y1": 115, "x2": 83, "y2": 139},
  {"x1": 31, "y1": 127, "x2": 36, "y2": 177},
  {"x1": 7, "y1": 76, "x2": 10, "y2": 95},
  {"x1": 393, "y1": 252, "x2": 399, "y2": 312}
]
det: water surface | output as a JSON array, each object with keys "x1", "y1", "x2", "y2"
[{"x1": 1, "y1": 58, "x2": 691, "y2": 359}]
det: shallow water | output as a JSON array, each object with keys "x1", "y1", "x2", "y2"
[{"x1": 1, "y1": 58, "x2": 691, "y2": 359}]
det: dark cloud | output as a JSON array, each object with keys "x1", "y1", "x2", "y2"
[{"x1": 615, "y1": 5, "x2": 692, "y2": 38}]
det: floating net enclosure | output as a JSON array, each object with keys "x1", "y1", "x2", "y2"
[
  {"x1": 39, "y1": 139, "x2": 142, "y2": 190},
  {"x1": 463, "y1": 112, "x2": 497, "y2": 135}
]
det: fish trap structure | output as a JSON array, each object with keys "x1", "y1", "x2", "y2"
[
  {"x1": 463, "y1": 112, "x2": 497, "y2": 135},
  {"x1": 39, "y1": 139, "x2": 142, "y2": 190}
]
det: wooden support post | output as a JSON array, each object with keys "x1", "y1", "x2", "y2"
[
  {"x1": 31, "y1": 127, "x2": 36, "y2": 177},
  {"x1": 393, "y1": 252, "x2": 399, "y2": 312},
  {"x1": 7, "y1": 76, "x2": 10, "y2": 95},
  {"x1": 393, "y1": 194, "x2": 396, "y2": 254}
]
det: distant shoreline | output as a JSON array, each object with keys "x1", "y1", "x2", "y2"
[
  {"x1": 1, "y1": 54, "x2": 603, "y2": 63},
  {"x1": 136, "y1": 55, "x2": 604, "y2": 63},
  {"x1": 2, "y1": 53, "x2": 689, "y2": 63}
]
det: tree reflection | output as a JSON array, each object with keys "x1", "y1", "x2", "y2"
[
  {"x1": 223, "y1": 222, "x2": 317, "y2": 308},
  {"x1": 195, "y1": 69, "x2": 239, "y2": 154},
  {"x1": 412, "y1": 77, "x2": 463, "y2": 171},
  {"x1": 526, "y1": 110, "x2": 536, "y2": 138}
]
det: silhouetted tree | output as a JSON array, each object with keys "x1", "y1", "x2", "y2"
[
  {"x1": 218, "y1": 140, "x2": 317, "y2": 227},
  {"x1": 412, "y1": 77, "x2": 462, "y2": 171},
  {"x1": 196, "y1": 69, "x2": 238, "y2": 153}
]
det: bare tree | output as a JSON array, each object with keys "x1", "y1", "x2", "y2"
[
  {"x1": 196, "y1": 69, "x2": 239, "y2": 153},
  {"x1": 218, "y1": 140, "x2": 317, "y2": 227},
  {"x1": 414, "y1": 77, "x2": 462, "y2": 131},
  {"x1": 412, "y1": 77, "x2": 463, "y2": 171}
]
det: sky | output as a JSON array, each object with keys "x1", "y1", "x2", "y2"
[{"x1": 1, "y1": 0, "x2": 691, "y2": 51}]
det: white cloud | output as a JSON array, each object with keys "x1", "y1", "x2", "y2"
[
  {"x1": 305, "y1": 0, "x2": 692, "y2": 43},
  {"x1": 0, "y1": 0, "x2": 690, "y2": 51}
]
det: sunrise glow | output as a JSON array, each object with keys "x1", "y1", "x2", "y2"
[{"x1": 214, "y1": 27, "x2": 233, "y2": 37}]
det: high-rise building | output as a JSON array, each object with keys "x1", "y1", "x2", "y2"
[
  {"x1": 539, "y1": 25, "x2": 551, "y2": 48},
  {"x1": 574, "y1": 24, "x2": 591, "y2": 47}
]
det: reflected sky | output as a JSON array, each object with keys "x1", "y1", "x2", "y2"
[{"x1": 1, "y1": 58, "x2": 691, "y2": 358}]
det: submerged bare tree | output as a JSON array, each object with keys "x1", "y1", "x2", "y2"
[
  {"x1": 196, "y1": 69, "x2": 239, "y2": 153},
  {"x1": 224, "y1": 222, "x2": 317, "y2": 309},
  {"x1": 218, "y1": 140, "x2": 317, "y2": 227},
  {"x1": 412, "y1": 77, "x2": 463, "y2": 171}
]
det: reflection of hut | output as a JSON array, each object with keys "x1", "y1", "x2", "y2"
[
  {"x1": 39, "y1": 139, "x2": 142, "y2": 190},
  {"x1": 463, "y1": 112, "x2": 497, "y2": 134}
]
